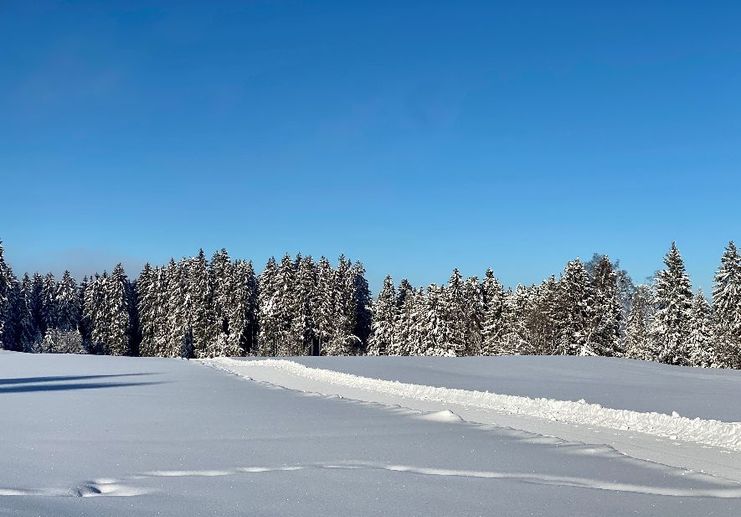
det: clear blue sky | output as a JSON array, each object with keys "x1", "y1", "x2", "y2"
[{"x1": 1, "y1": 1, "x2": 740, "y2": 293}]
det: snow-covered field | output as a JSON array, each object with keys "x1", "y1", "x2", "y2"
[{"x1": 3, "y1": 351, "x2": 741, "y2": 515}]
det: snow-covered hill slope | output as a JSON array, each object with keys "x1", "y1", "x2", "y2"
[
  {"x1": 291, "y1": 355, "x2": 741, "y2": 421},
  {"x1": 205, "y1": 357, "x2": 741, "y2": 450},
  {"x1": 3, "y1": 351, "x2": 741, "y2": 516},
  {"x1": 204, "y1": 356, "x2": 741, "y2": 484}
]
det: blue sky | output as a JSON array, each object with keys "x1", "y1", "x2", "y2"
[{"x1": 1, "y1": 1, "x2": 740, "y2": 292}]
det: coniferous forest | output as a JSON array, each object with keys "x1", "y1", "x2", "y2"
[{"x1": 1, "y1": 241, "x2": 740, "y2": 369}]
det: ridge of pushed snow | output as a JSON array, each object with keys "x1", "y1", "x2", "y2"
[{"x1": 205, "y1": 358, "x2": 741, "y2": 452}]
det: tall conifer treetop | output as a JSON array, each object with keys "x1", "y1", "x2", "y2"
[{"x1": 651, "y1": 242, "x2": 693, "y2": 365}]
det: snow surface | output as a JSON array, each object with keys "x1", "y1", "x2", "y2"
[
  {"x1": 204, "y1": 358, "x2": 741, "y2": 451},
  {"x1": 205, "y1": 357, "x2": 741, "y2": 451},
  {"x1": 203, "y1": 356, "x2": 741, "y2": 485},
  {"x1": 292, "y1": 355, "x2": 741, "y2": 421},
  {"x1": 3, "y1": 350, "x2": 741, "y2": 515}
]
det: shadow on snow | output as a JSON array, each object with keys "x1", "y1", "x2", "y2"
[
  {"x1": 0, "y1": 373, "x2": 164, "y2": 394},
  {"x1": 0, "y1": 373, "x2": 159, "y2": 386}
]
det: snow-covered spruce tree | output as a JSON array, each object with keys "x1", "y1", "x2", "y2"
[
  {"x1": 271, "y1": 254, "x2": 296, "y2": 355},
  {"x1": 149, "y1": 266, "x2": 169, "y2": 356},
  {"x1": 459, "y1": 276, "x2": 483, "y2": 355},
  {"x1": 188, "y1": 250, "x2": 216, "y2": 358},
  {"x1": 396, "y1": 279, "x2": 414, "y2": 308},
  {"x1": 0, "y1": 242, "x2": 10, "y2": 349},
  {"x1": 323, "y1": 256, "x2": 352, "y2": 356},
  {"x1": 82, "y1": 267, "x2": 131, "y2": 356},
  {"x1": 129, "y1": 274, "x2": 142, "y2": 356},
  {"x1": 650, "y1": 243, "x2": 693, "y2": 365},
  {"x1": 165, "y1": 250, "x2": 195, "y2": 359},
  {"x1": 86, "y1": 272, "x2": 107, "y2": 354},
  {"x1": 410, "y1": 288, "x2": 429, "y2": 355},
  {"x1": 624, "y1": 285, "x2": 656, "y2": 360},
  {"x1": 442, "y1": 269, "x2": 469, "y2": 356},
  {"x1": 28, "y1": 273, "x2": 46, "y2": 341},
  {"x1": 502, "y1": 283, "x2": 531, "y2": 354},
  {"x1": 136, "y1": 263, "x2": 158, "y2": 356},
  {"x1": 480, "y1": 269, "x2": 506, "y2": 355},
  {"x1": 712, "y1": 241, "x2": 741, "y2": 368},
  {"x1": 208, "y1": 249, "x2": 234, "y2": 357},
  {"x1": 0, "y1": 252, "x2": 8, "y2": 349},
  {"x1": 289, "y1": 254, "x2": 317, "y2": 356},
  {"x1": 403, "y1": 272, "x2": 478, "y2": 358},
  {"x1": 0, "y1": 242, "x2": 22, "y2": 351},
  {"x1": 103, "y1": 264, "x2": 135, "y2": 356},
  {"x1": 217, "y1": 250, "x2": 257, "y2": 357},
  {"x1": 6, "y1": 279, "x2": 25, "y2": 352},
  {"x1": 0, "y1": 259, "x2": 25, "y2": 352},
  {"x1": 165, "y1": 259, "x2": 189, "y2": 357},
  {"x1": 12, "y1": 275, "x2": 32, "y2": 351},
  {"x1": 311, "y1": 257, "x2": 335, "y2": 356},
  {"x1": 55, "y1": 271, "x2": 80, "y2": 332},
  {"x1": 78, "y1": 276, "x2": 93, "y2": 351},
  {"x1": 229, "y1": 259, "x2": 258, "y2": 355},
  {"x1": 517, "y1": 284, "x2": 541, "y2": 355},
  {"x1": 323, "y1": 255, "x2": 348, "y2": 355},
  {"x1": 245, "y1": 260, "x2": 260, "y2": 353},
  {"x1": 180, "y1": 257, "x2": 199, "y2": 358},
  {"x1": 367, "y1": 276, "x2": 396, "y2": 355},
  {"x1": 408, "y1": 285, "x2": 429, "y2": 356},
  {"x1": 589, "y1": 256, "x2": 622, "y2": 356},
  {"x1": 615, "y1": 267, "x2": 637, "y2": 335},
  {"x1": 257, "y1": 256, "x2": 280, "y2": 356},
  {"x1": 42, "y1": 271, "x2": 83, "y2": 353},
  {"x1": 79, "y1": 276, "x2": 94, "y2": 346},
  {"x1": 209, "y1": 251, "x2": 231, "y2": 331},
  {"x1": 388, "y1": 279, "x2": 416, "y2": 355},
  {"x1": 415, "y1": 284, "x2": 433, "y2": 356},
  {"x1": 352, "y1": 261, "x2": 372, "y2": 353},
  {"x1": 324, "y1": 256, "x2": 367, "y2": 356},
  {"x1": 525, "y1": 277, "x2": 560, "y2": 355},
  {"x1": 687, "y1": 290, "x2": 716, "y2": 367},
  {"x1": 17, "y1": 274, "x2": 37, "y2": 350},
  {"x1": 172, "y1": 258, "x2": 193, "y2": 357},
  {"x1": 307, "y1": 257, "x2": 371, "y2": 356},
  {"x1": 499, "y1": 285, "x2": 533, "y2": 355},
  {"x1": 554, "y1": 259, "x2": 595, "y2": 356},
  {"x1": 586, "y1": 254, "x2": 636, "y2": 337},
  {"x1": 420, "y1": 284, "x2": 453, "y2": 356},
  {"x1": 40, "y1": 273, "x2": 58, "y2": 336}
]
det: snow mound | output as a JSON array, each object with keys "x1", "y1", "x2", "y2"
[
  {"x1": 204, "y1": 358, "x2": 741, "y2": 452},
  {"x1": 418, "y1": 410, "x2": 464, "y2": 423},
  {"x1": 74, "y1": 481, "x2": 152, "y2": 497},
  {"x1": 0, "y1": 483, "x2": 151, "y2": 498}
]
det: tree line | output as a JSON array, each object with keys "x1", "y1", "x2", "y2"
[
  {"x1": 0, "y1": 245, "x2": 371, "y2": 359},
  {"x1": 0, "y1": 241, "x2": 740, "y2": 368}
]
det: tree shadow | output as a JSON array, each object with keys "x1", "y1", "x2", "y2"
[
  {"x1": 0, "y1": 373, "x2": 159, "y2": 386},
  {"x1": 0, "y1": 381, "x2": 164, "y2": 394}
]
